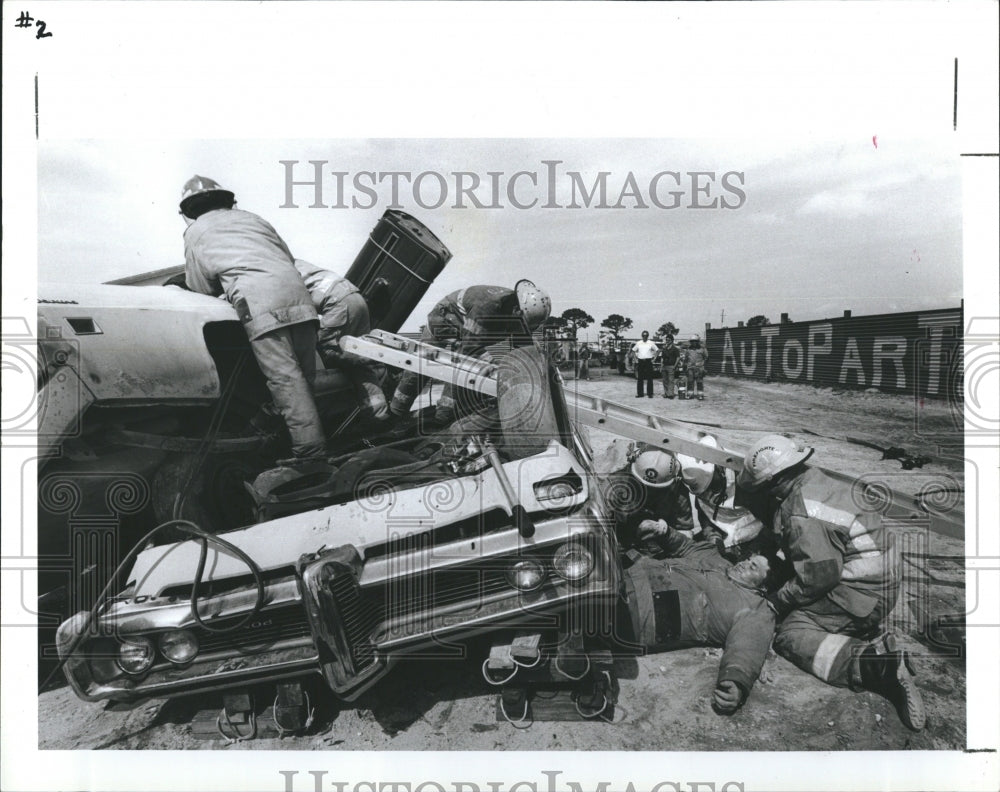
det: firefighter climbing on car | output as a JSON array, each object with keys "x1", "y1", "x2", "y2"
[
  {"x1": 388, "y1": 280, "x2": 551, "y2": 426},
  {"x1": 293, "y1": 259, "x2": 389, "y2": 424},
  {"x1": 177, "y1": 175, "x2": 327, "y2": 461}
]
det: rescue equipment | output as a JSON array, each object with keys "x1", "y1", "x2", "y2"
[
  {"x1": 485, "y1": 633, "x2": 619, "y2": 724},
  {"x1": 345, "y1": 210, "x2": 452, "y2": 333},
  {"x1": 846, "y1": 436, "x2": 933, "y2": 470},
  {"x1": 340, "y1": 330, "x2": 963, "y2": 539}
]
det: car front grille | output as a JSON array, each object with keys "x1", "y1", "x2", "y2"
[
  {"x1": 328, "y1": 572, "x2": 382, "y2": 669},
  {"x1": 195, "y1": 605, "x2": 312, "y2": 655},
  {"x1": 348, "y1": 552, "x2": 555, "y2": 650}
]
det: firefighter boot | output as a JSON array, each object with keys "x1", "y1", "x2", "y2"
[{"x1": 857, "y1": 632, "x2": 925, "y2": 731}]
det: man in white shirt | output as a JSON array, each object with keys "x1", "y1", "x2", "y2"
[{"x1": 631, "y1": 331, "x2": 659, "y2": 398}]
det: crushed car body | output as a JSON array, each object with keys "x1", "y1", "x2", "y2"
[
  {"x1": 55, "y1": 345, "x2": 621, "y2": 706},
  {"x1": 41, "y1": 209, "x2": 622, "y2": 716}
]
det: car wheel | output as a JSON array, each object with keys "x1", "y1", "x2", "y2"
[{"x1": 496, "y1": 347, "x2": 561, "y2": 459}]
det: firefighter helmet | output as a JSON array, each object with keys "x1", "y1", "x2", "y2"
[
  {"x1": 737, "y1": 434, "x2": 813, "y2": 490},
  {"x1": 690, "y1": 333, "x2": 701, "y2": 343},
  {"x1": 677, "y1": 435, "x2": 719, "y2": 495},
  {"x1": 179, "y1": 175, "x2": 234, "y2": 214},
  {"x1": 631, "y1": 448, "x2": 681, "y2": 488},
  {"x1": 514, "y1": 280, "x2": 551, "y2": 330}
]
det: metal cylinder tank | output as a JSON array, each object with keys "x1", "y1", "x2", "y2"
[{"x1": 345, "y1": 210, "x2": 452, "y2": 333}]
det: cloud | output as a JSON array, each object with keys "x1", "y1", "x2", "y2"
[{"x1": 797, "y1": 189, "x2": 874, "y2": 217}]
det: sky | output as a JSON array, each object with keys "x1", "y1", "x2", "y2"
[{"x1": 37, "y1": 136, "x2": 962, "y2": 338}]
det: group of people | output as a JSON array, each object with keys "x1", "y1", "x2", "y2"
[
  {"x1": 172, "y1": 175, "x2": 551, "y2": 460},
  {"x1": 608, "y1": 433, "x2": 925, "y2": 730},
  {"x1": 631, "y1": 331, "x2": 709, "y2": 400},
  {"x1": 171, "y1": 175, "x2": 923, "y2": 731}
]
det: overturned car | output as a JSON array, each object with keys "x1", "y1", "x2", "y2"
[
  {"x1": 54, "y1": 345, "x2": 621, "y2": 710},
  {"x1": 41, "y1": 215, "x2": 623, "y2": 730}
]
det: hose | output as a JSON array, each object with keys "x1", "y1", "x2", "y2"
[
  {"x1": 39, "y1": 518, "x2": 266, "y2": 692},
  {"x1": 173, "y1": 350, "x2": 251, "y2": 522}
]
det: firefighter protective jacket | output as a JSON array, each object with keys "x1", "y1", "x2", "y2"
[
  {"x1": 184, "y1": 209, "x2": 317, "y2": 340},
  {"x1": 293, "y1": 260, "x2": 362, "y2": 330},
  {"x1": 624, "y1": 530, "x2": 775, "y2": 699},
  {"x1": 685, "y1": 345, "x2": 709, "y2": 371},
  {"x1": 695, "y1": 467, "x2": 765, "y2": 549},
  {"x1": 427, "y1": 286, "x2": 526, "y2": 354},
  {"x1": 769, "y1": 467, "x2": 892, "y2": 619},
  {"x1": 605, "y1": 469, "x2": 695, "y2": 553}
]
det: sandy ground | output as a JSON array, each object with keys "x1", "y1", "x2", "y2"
[{"x1": 37, "y1": 370, "x2": 967, "y2": 751}]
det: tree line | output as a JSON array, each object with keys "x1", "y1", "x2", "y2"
[
  {"x1": 544, "y1": 309, "x2": 780, "y2": 343},
  {"x1": 544, "y1": 310, "x2": 679, "y2": 343}
]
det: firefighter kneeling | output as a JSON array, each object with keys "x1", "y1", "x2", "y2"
[{"x1": 739, "y1": 434, "x2": 925, "y2": 731}]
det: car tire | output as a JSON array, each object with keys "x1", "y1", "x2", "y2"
[{"x1": 496, "y1": 347, "x2": 561, "y2": 459}]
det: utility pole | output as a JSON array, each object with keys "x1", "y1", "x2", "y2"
[{"x1": 720, "y1": 309, "x2": 725, "y2": 326}]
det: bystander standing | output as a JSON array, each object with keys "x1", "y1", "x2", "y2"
[{"x1": 631, "y1": 331, "x2": 658, "y2": 398}]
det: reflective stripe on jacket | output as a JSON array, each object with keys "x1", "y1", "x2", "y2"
[
  {"x1": 772, "y1": 467, "x2": 891, "y2": 618},
  {"x1": 696, "y1": 468, "x2": 764, "y2": 547},
  {"x1": 294, "y1": 259, "x2": 361, "y2": 329},
  {"x1": 184, "y1": 209, "x2": 317, "y2": 340}
]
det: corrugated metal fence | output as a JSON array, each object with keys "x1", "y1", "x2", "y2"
[{"x1": 705, "y1": 307, "x2": 963, "y2": 399}]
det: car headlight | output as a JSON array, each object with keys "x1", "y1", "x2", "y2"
[
  {"x1": 552, "y1": 542, "x2": 594, "y2": 582},
  {"x1": 117, "y1": 636, "x2": 155, "y2": 675},
  {"x1": 158, "y1": 630, "x2": 199, "y2": 665},
  {"x1": 505, "y1": 559, "x2": 547, "y2": 591},
  {"x1": 533, "y1": 471, "x2": 584, "y2": 509}
]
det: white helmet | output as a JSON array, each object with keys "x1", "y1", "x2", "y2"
[
  {"x1": 690, "y1": 333, "x2": 701, "y2": 343},
  {"x1": 514, "y1": 279, "x2": 551, "y2": 330},
  {"x1": 677, "y1": 435, "x2": 719, "y2": 495},
  {"x1": 631, "y1": 448, "x2": 681, "y2": 488},
  {"x1": 737, "y1": 434, "x2": 813, "y2": 490}
]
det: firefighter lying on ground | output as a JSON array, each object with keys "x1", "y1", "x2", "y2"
[
  {"x1": 620, "y1": 523, "x2": 776, "y2": 714},
  {"x1": 389, "y1": 281, "x2": 551, "y2": 425},
  {"x1": 604, "y1": 447, "x2": 695, "y2": 557},
  {"x1": 293, "y1": 259, "x2": 389, "y2": 424},
  {"x1": 738, "y1": 434, "x2": 926, "y2": 731}
]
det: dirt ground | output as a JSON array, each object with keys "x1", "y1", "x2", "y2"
[{"x1": 37, "y1": 369, "x2": 967, "y2": 751}]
